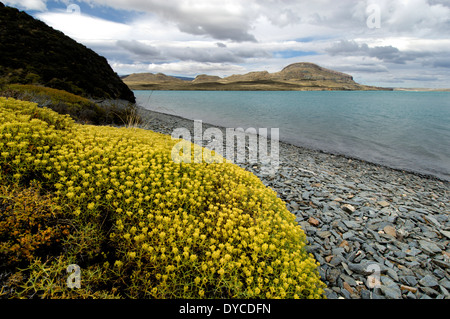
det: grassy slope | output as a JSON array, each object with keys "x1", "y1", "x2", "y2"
[{"x1": 0, "y1": 84, "x2": 139, "y2": 125}]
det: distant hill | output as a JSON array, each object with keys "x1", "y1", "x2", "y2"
[
  {"x1": 123, "y1": 62, "x2": 389, "y2": 91},
  {"x1": 0, "y1": 3, "x2": 135, "y2": 103},
  {"x1": 124, "y1": 73, "x2": 185, "y2": 83}
]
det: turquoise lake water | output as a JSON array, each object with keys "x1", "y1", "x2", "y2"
[{"x1": 135, "y1": 90, "x2": 450, "y2": 181}]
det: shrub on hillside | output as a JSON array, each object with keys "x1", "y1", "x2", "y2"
[
  {"x1": 0, "y1": 84, "x2": 140, "y2": 126},
  {"x1": 0, "y1": 97, "x2": 326, "y2": 299}
]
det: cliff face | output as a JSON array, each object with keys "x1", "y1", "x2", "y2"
[{"x1": 0, "y1": 3, "x2": 135, "y2": 102}]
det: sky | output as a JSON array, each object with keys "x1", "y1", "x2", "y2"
[{"x1": 5, "y1": 0, "x2": 450, "y2": 88}]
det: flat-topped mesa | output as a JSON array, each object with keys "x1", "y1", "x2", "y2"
[
  {"x1": 273, "y1": 62, "x2": 354, "y2": 82},
  {"x1": 124, "y1": 72, "x2": 184, "y2": 83},
  {"x1": 192, "y1": 74, "x2": 222, "y2": 83},
  {"x1": 122, "y1": 61, "x2": 389, "y2": 91},
  {"x1": 222, "y1": 71, "x2": 271, "y2": 82}
]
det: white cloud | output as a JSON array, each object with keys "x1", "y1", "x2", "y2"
[
  {"x1": 110, "y1": 61, "x2": 247, "y2": 77},
  {"x1": 36, "y1": 11, "x2": 131, "y2": 41},
  {"x1": 4, "y1": 0, "x2": 47, "y2": 11},
  {"x1": 76, "y1": 0, "x2": 259, "y2": 42}
]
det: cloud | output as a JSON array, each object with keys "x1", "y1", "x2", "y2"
[
  {"x1": 75, "y1": 0, "x2": 259, "y2": 42},
  {"x1": 334, "y1": 64, "x2": 389, "y2": 73},
  {"x1": 326, "y1": 40, "x2": 428, "y2": 64},
  {"x1": 116, "y1": 40, "x2": 160, "y2": 59},
  {"x1": 36, "y1": 10, "x2": 131, "y2": 41},
  {"x1": 110, "y1": 61, "x2": 247, "y2": 77},
  {"x1": 432, "y1": 59, "x2": 450, "y2": 68},
  {"x1": 113, "y1": 40, "x2": 271, "y2": 64},
  {"x1": 382, "y1": 0, "x2": 450, "y2": 34},
  {"x1": 4, "y1": 0, "x2": 47, "y2": 11}
]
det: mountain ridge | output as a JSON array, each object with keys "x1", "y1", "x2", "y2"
[{"x1": 123, "y1": 63, "x2": 390, "y2": 91}]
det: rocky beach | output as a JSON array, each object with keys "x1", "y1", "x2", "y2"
[{"x1": 137, "y1": 106, "x2": 450, "y2": 299}]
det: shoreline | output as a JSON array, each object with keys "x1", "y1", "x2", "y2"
[
  {"x1": 135, "y1": 105, "x2": 448, "y2": 183},
  {"x1": 136, "y1": 105, "x2": 450, "y2": 299}
]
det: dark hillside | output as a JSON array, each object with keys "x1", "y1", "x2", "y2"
[{"x1": 0, "y1": 3, "x2": 135, "y2": 103}]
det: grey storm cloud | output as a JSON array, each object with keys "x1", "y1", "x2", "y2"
[
  {"x1": 432, "y1": 58, "x2": 450, "y2": 68},
  {"x1": 175, "y1": 20, "x2": 257, "y2": 42},
  {"x1": 326, "y1": 40, "x2": 428, "y2": 64},
  {"x1": 107, "y1": 0, "x2": 258, "y2": 42},
  {"x1": 114, "y1": 40, "x2": 270, "y2": 63},
  {"x1": 116, "y1": 40, "x2": 160, "y2": 57},
  {"x1": 334, "y1": 64, "x2": 389, "y2": 73}
]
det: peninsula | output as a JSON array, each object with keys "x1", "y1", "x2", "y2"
[{"x1": 123, "y1": 62, "x2": 391, "y2": 91}]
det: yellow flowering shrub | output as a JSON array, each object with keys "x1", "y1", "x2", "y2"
[
  {"x1": 1, "y1": 84, "x2": 140, "y2": 125},
  {"x1": 0, "y1": 97, "x2": 326, "y2": 299},
  {"x1": 0, "y1": 184, "x2": 70, "y2": 266}
]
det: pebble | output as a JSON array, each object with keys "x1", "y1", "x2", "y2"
[
  {"x1": 138, "y1": 107, "x2": 450, "y2": 300},
  {"x1": 341, "y1": 204, "x2": 356, "y2": 213},
  {"x1": 419, "y1": 275, "x2": 439, "y2": 287}
]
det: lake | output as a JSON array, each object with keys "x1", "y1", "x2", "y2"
[{"x1": 135, "y1": 90, "x2": 450, "y2": 181}]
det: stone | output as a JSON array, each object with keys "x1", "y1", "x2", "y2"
[
  {"x1": 318, "y1": 230, "x2": 332, "y2": 239},
  {"x1": 377, "y1": 200, "x2": 390, "y2": 207},
  {"x1": 339, "y1": 240, "x2": 349, "y2": 249},
  {"x1": 340, "y1": 288, "x2": 351, "y2": 299},
  {"x1": 325, "y1": 289, "x2": 338, "y2": 299},
  {"x1": 380, "y1": 285, "x2": 402, "y2": 299},
  {"x1": 343, "y1": 220, "x2": 360, "y2": 229},
  {"x1": 326, "y1": 268, "x2": 340, "y2": 283},
  {"x1": 360, "y1": 289, "x2": 371, "y2": 299},
  {"x1": 386, "y1": 268, "x2": 399, "y2": 282},
  {"x1": 420, "y1": 286, "x2": 440, "y2": 297},
  {"x1": 340, "y1": 274, "x2": 357, "y2": 287},
  {"x1": 443, "y1": 251, "x2": 450, "y2": 261},
  {"x1": 383, "y1": 225, "x2": 397, "y2": 238},
  {"x1": 419, "y1": 274, "x2": 439, "y2": 287},
  {"x1": 423, "y1": 215, "x2": 441, "y2": 228},
  {"x1": 440, "y1": 285, "x2": 450, "y2": 297},
  {"x1": 341, "y1": 204, "x2": 356, "y2": 213},
  {"x1": 342, "y1": 231, "x2": 356, "y2": 240},
  {"x1": 353, "y1": 250, "x2": 366, "y2": 263},
  {"x1": 440, "y1": 230, "x2": 450, "y2": 239},
  {"x1": 400, "y1": 275, "x2": 418, "y2": 286},
  {"x1": 325, "y1": 255, "x2": 334, "y2": 263},
  {"x1": 343, "y1": 281, "x2": 354, "y2": 295},
  {"x1": 439, "y1": 278, "x2": 450, "y2": 290},
  {"x1": 308, "y1": 216, "x2": 320, "y2": 227},
  {"x1": 400, "y1": 285, "x2": 417, "y2": 293},
  {"x1": 348, "y1": 262, "x2": 375, "y2": 276},
  {"x1": 405, "y1": 247, "x2": 422, "y2": 257},
  {"x1": 432, "y1": 258, "x2": 450, "y2": 269},
  {"x1": 418, "y1": 240, "x2": 442, "y2": 255}
]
